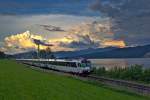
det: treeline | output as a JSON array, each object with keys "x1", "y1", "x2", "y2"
[
  {"x1": 0, "y1": 51, "x2": 6, "y2": 59},
  {"x1": 92, "y1": 65, "x2": 150, "y2": 84},
  {"x1": 39, "y1": 48, "x2": 55, "y2": 59}
]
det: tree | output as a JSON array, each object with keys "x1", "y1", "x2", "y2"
[
  {"x1": 39, "y1": 47, "x2": 55, "y2": 59},
  {"x1": 142, "y1": 69, "x2": 150, "y2": 83},
  {"x1": 0, "y1": 51, "x2": 6, "y2": 59}
]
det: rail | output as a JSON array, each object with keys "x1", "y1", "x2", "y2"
[
  {"x1": 18, "y1": 61, "x2": 150, "y2": 96},
  {"x1": 87, "y1": 75, "x2": 150, "y2": 95}
]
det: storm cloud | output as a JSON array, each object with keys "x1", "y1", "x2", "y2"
[
  {"x1": 90, "y1": 0, "x2": 150, "y2": 45},
  {"x1": 0, "y1": 0, "x2": 98, "y2": 16},
  {"x1": 39, "y1": 24, "x2": 65, "y2": 32}
]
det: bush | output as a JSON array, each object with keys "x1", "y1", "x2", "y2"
[
  {"x1": 106, "y1": 67, "x2": 123, "y2": 78},
  {"x1": 142, "y1": 68, "x2": 150, "y2": 83},
  {"x1": 0, "y1": 51, "x2": 6, "y2": 59},
  {"x1": 92, "y1": 67, "x2": 106, "y2": 76},
  {"x1": 128, "y1": 65, "x2": 143, "y2": 81},
  {"x1": 93, "y1": 64, "x2": 150, "y2": 84}
]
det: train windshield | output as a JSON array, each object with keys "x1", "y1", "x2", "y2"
[{"x1": 80, "y1": 59, "x2": 91, "y2": 67}]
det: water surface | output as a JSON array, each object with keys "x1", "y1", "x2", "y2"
[{"x1": 90, "y1": 58, "x2": 150, "y2": 69}]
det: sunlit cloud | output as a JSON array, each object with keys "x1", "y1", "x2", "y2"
[
  {"x1": 4, "y1": 31, "x2": 45, "y2": 52},
  {"x1": 2, "y1": 31, "x2": 75, "y2": 54},
  {"x1": 2, "y1": 20, "x2": 126, "y2": 54},
  {"x1": 103, "y1": 40, "x2": 126, "y2": 48}
]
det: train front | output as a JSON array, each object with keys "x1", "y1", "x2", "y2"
[{"x1": 81, "y1": 59, "x2": 92, "y2": 74}]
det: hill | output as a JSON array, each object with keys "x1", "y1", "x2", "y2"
[
  {"x1": 13, "y1": 44, "x2": 150, "y2": 59},
  {"x1": 79, "y1": 45, "x2": 150, "y2": 59},
  {"x1": 55, "y1": 44, "x2": 150, "y2": 59}
]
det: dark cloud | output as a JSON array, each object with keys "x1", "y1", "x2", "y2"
[
  {"x1": 59, "y1": 37, "x2": 100, "y2": 50},
  {"x1": 39, "y1": 24, "x2": 65, "y2": 32},
  {"x1": 0, "y1": 0, "x2": 84, "y2": 8},
  {"x1": 0, "y1": 0, "x2": 98, "y2": 16},
  {"x1": 90, "y1": 0, "x2": 150, "y2": 45}
]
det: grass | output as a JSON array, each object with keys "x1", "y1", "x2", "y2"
[{"x1": 0, "y1": 59, "x2": 149, "y2": 100}]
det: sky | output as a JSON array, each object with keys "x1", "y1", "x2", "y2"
[{"x1": 0, "y1": 0, "x2": 150, "y2": 54}]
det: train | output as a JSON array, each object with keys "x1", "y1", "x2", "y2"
[{"x1": 16, "y1": 58, "x2": 92, "y2": 74}]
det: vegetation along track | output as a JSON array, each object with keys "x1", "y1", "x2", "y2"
[
  {"x1": 87, "y1": 75, "x2": 150, "y2": 96},
  {"x1": 21, "y1": 61, "x2": 150, "y2": 96}
]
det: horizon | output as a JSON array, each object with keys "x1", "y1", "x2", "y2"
[{"x1": 7, "y1": 43, "x2": 150, "y2": 56}]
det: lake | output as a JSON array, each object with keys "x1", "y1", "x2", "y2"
[{"x1": 90, "y1": 58, "x2": 150, "y2": 69}]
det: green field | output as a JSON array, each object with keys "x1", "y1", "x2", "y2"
[{"x1": 0, "y1": 60, "x2": 149, "y2": 100}]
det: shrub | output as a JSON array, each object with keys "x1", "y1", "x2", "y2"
[
  {"x1": 92, "y1": 64, "x2": 150, "y2": 84},
  {"x1": 142, "y1": 68, "x2": 150, "y2": 83},
  {"x1": 92, "y1": 67, "x2": 106, "y2": 76},
  {"x1": 128, "y1": 65, "x2": 143, "y2": 81},
  {"x1": 106, "y1": 67, "x2": 122, "y2": 78}
]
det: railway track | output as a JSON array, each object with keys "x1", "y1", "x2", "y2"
[
  {"x1": 21, "y1": 62, "x2": 150, "y2": 96},
  {"x1": 87, "y1": 75, "x2": 150, "y2": 95}
]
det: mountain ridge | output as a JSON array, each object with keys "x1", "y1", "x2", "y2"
[{"x1": 13, "y1": 44, "x2": 150, "y2": 59}]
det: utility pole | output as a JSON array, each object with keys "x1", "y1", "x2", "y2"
[
  {"x1": 37, "y1": 44, "x2": 40, "y2": 59},
  {"x1": 32, "y1": 38, "x2": 53, "y2": 59}
]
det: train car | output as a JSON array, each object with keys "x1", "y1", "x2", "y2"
[{"x1": 16, "y1": 59, "x2": 92, "y2": 74}]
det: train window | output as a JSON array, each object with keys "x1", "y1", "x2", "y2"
[
  {"x1": 52, "y1": 61, "x2": 55, "y2": 65},
  {"x1": 65, "y1": 62, "x2": 69, "y2": 67},
  {"x1": 49, "y1": 61, "x2": 52, "y2": 65},
  {"x1": 44, "y1": 61, "x2": 47, "y2": 64},
  {"x1": 49, "y1": 61, "x2": 56, "y2": 65},
  {"x1": 80, "y1": 63, "x2": 86, "y2": 67},
  {"x1": 59, "y1": 62, "x2": 62, "y2": 66},
  {"x1": 61, "y1": 62, "x2": 66, "y2": 66},
  {"x1": 70, "y1": 62, "x2": 77, "y2": 67},
  {"x1": 78, "y1": 63, "x2": 81, "y2": 67},
  {"x1": 46, "y1": 61, "x2": 77, "y2": 67},
  {"x1": 58, "y1": 62, "x2": 66, "y2": 66}
]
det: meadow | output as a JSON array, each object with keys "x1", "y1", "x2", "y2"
[{"x1": 0, "y1": 60, "x2": 149, "y2": 100}]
